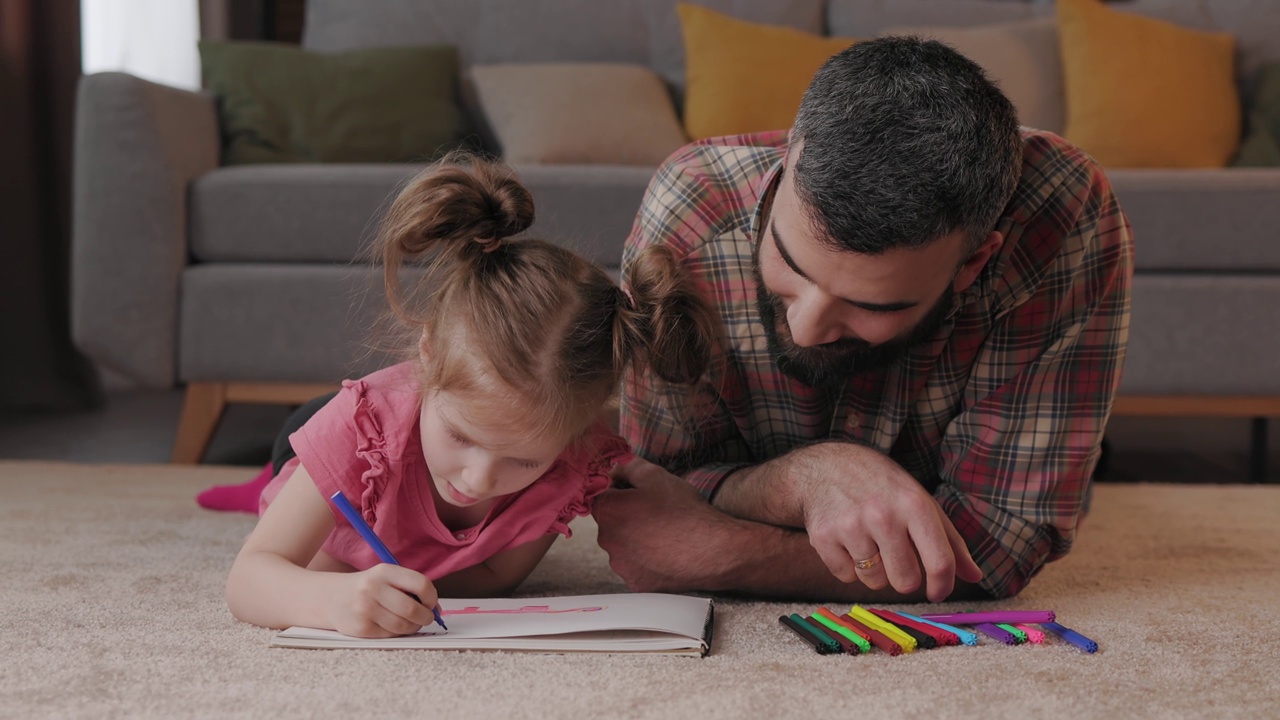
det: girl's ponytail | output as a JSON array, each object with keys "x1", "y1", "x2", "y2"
[
  {"x1": 376, "y1": 152, "x2": 535, "y2": 319},
  {"x1": 613, "y1": 245, "x2": 719, "y2": 385}
]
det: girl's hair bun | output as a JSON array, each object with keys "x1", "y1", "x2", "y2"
[{"x1": 390, "y1": 152, "x2": 535, "y2": 258}]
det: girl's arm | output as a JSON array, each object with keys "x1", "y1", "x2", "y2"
[
  {"x1": 433, "y1": 534, "x2": 558, "y2": 597},
  {"x1": 224, "y1": 464, "x2": 438, "y2": 636}
]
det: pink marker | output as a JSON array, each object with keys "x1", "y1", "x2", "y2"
[{"x1": 1015, "y1": 624, "x2": 1046, "y2": 643}]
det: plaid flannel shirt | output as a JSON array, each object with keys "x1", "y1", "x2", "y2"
[{"x1": 619, "y1": 129, "x2": 1134, "y2": 599}]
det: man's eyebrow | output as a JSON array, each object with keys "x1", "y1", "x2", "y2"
[
  {"x1": 771, "y1": 219, "x2": 812, "y2": 282},
  {"x1": 770, "y1": 221, "x2": 919, "y2": 313}
]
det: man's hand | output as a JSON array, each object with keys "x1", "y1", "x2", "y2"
[
  {"x1": 788, "y1": 444, "x2": 984, "y2": 602},
  {"x1": 592, "y1": 457, "x2": 740, "y2": 592}
]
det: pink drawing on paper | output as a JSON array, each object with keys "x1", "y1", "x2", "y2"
[{"x1": 442, "y1": 604, "x2": 606, "y2": 616}]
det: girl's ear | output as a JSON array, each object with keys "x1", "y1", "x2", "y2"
[{"x1": 419, "y1": 331, "x2": 431, "y2": 360}]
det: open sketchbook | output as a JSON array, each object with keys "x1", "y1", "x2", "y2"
[{"x1": 271, "y1": 593, "x2": 715, "y2": 656}]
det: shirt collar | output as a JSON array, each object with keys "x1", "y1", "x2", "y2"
[{"x1": 747, "y1": 156, "x2": 785, "y2": 248}]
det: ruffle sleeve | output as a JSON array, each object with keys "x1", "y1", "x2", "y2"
[
  {"x1": 547, "y1": 431, "x2": 634, "y2": 538},
  {"x1": 344, "y1": 378, "x2": 390, "y2": 526}
]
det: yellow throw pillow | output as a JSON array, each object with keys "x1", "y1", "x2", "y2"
[
  {"x1": 1057, "y1": 0, "x2": 1239, "y2": 168},
  {"x1": 678, "y1": 3, "x2": 857, "y2": 141}
]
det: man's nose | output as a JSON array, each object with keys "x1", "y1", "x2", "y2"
[{"x1": 786, "y1": 291, "x2": 843, "y2": 347}]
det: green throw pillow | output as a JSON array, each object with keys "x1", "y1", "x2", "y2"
[
  {"x1": 199, "y1": 41, "x2": 470, "y2": 165},
  {"x1": 1234, "y1": 61, "x2": 1280, "y2": 167}
]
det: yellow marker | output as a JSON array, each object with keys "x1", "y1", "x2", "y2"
[{"x1": 849, "y1": 605, "x2": 917, "y2": 652}]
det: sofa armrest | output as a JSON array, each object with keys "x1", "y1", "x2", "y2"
[{"x1": 72, "y1": 72, "x2": 219, "y2": 389}]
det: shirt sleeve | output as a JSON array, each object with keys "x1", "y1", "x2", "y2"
[
  {"x1": 935, "y1": 158, "x2": 1134, "y2": 600},
  {"x1": 617, "y1": 141, "x2": 767, "y2": 499},
  {"x1": 289, "y1": 378, "x2": 391, "y2": 526},
  {"x1": 548, "y1": 425, "x2": 636, "y2": 536},
  {"x1": 621, "y1": 369, "x2": 755, "y2": 499}
]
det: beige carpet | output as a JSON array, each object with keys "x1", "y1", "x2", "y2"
[{"x1": 2, "y1": 461, "x2": 1278, "y2": 719}]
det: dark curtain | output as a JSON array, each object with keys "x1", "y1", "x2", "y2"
[{"x1": 0, "y1": 0, "x2": 101, "y2": 412}]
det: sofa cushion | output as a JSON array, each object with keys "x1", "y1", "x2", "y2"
[
  {"x1": 189, "y1": 164, "x2": 655, "y2": 268},
  {"x1": 1120, "y1": 274, "x2": 1280, "y2": 395},
  {"x1": 643, "y1": 0, "x2": 825, "y2": 100},
  {"x1": 470, "y1": 63, "x2": 687, "y2": 165},
  {"x1": 198, "y1": 41, "x2": 469, "y2": 164},
  {"x1": 179, "y1": 262, "x2": 622, "y2": 384},
  {"x1": 880, "y1": 18, "x2": 1064, "y2": 135},
  {"x1": 1057, "y1": 0, "x2": 1239, "y2": 169},
  {"x1": 678, "y1": 4, "x2": 856, "y2": 140},
  {"x1": 178, "y1": 264, "x2": 398, "y2": 383},
  {"x1": 1107, "y1": 168, "x2": 1280, "y2": 271}
]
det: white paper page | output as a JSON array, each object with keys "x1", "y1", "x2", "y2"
[
  {"x1": 277, "y1": 593, "x2": 711, "y2": 643},
  {"x1": 274, "y1": 629, "x2": 706, "y2": 654}
]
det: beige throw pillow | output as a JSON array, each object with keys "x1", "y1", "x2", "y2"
[
  {"x1": 470, "y1": 63, "x2": 689, "y2": 166},
  {"x1": 882, "y1": 17, "x2": 1065, "y2": 135}
]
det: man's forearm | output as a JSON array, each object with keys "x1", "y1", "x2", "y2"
[
  {"x1": 710, "y1": 442, "x2": 864, "y2": 527},
  {"x1": 709, "y1": 461, "x2": 791, "y2": 526}
]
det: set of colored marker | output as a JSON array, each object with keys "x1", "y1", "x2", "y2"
[{"x1": 778, "y1": 606, "x2": 1099, "y2": 655}]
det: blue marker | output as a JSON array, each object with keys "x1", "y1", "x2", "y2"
[
  {"x1": 330, "y1": 491, "x2": 447, "y2": 632},
  {"x1": 1042, "y1": 621, "x2": 1098, "y2": 653},
  {"x1": 896, "y1": 611, "x2": 979, "y2": 646}
]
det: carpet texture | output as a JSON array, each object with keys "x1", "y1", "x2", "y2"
[{"x1": 2, "y1": 461, "x2": 1277, "y2": 719}]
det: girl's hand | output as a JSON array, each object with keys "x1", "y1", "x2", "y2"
[{"x1": 328, "y1": 564, "x2": 440, "y2": 638}]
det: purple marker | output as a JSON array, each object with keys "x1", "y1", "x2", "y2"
[
  {"x1": 919, "y1": 610, "x2": 1055, "y2": 625},
  {"x1": 974, "y1": 623, "x2": 1018, "y2": 645}
]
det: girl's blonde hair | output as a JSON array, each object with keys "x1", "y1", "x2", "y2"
[{"x1": 375, "y1": 154, "x2": 718, "y2": 443}]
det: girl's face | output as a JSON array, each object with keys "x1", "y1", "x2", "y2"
[{"x1": 419, "y1": 390, "x2": 566, "y2": 510}]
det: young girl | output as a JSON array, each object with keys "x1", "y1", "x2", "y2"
[{"x1": 221, "y1": 156, "x2": 717, "y2": 639}]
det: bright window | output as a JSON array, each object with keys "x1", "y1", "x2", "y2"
[{"x1": 81, "y1": 0, "x2": 201, "y2": 90}]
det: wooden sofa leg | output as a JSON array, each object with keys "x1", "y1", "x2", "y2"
[{"x1": 171, "y1": 382, "x2": 228, "y2": 464}]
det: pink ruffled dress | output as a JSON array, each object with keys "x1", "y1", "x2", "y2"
[{"x1": 258, "y1": 362, "x2": 632, "y2": 579}]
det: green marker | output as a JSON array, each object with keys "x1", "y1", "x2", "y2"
[
  {"x1": 811, "y1": 612, "x2": 872, "y2": 653},
  {"x1": 790, "y1": 614, "x2": 841, "y2": 654},
  {"x1": 997, "y1": 623, "x2": 1028, "y2": 644}
]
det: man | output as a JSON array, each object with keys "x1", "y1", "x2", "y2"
[{"x1": 593, "y1": 37, "x2": 1133, "y2": 602}]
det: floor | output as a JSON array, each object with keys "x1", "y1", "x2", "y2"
[{"x1": 0, "y1": 389, "x2": 1276, "y2": 483}]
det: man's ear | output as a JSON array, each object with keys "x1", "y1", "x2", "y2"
[{"x1": 953, "y1": 231, "x2": 1004, "y2": 294}]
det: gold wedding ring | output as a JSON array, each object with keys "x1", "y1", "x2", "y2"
[{"x1": 854, "y1": 554, "x2": 881, "y2": 570}]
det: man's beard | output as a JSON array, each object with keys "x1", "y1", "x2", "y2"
[{"x1": 752, "y1": 249, "x2": 954, "y2": 389}]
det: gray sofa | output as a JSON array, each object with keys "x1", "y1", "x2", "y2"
[{"x1": 72, "y1": 0, "x2": 1280, "y2": 466}]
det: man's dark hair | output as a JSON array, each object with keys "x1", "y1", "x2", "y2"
[{"x1": 791, "y1": 36, "x2": 1022, "y2": 257}]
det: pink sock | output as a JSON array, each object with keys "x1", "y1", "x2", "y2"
[{"x1": 196, "y1": 462, "x2": 273, "y2": 514}]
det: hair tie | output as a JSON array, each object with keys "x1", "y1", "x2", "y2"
[
  {"x1": 473, "y1": 236, "x2": 503, "y2": 253},
  {"x1": 621, "y1": 286, "x2": 636, "y2": 309}
]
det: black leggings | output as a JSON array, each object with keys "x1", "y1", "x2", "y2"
[{"x1": 270, "y1": 392, "x2": 338, "y2": 476}]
